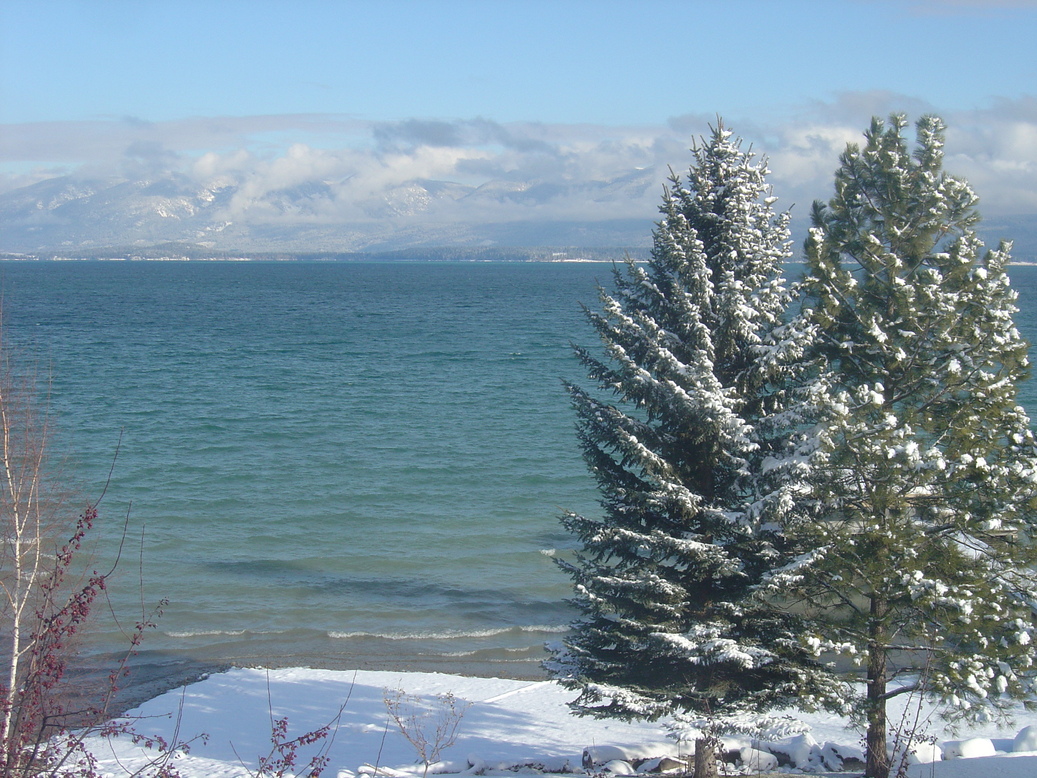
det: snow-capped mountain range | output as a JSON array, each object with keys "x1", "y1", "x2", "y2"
[
  {"x1": 2, "y1": 169, "x2": 1033, "y2": 260},
  {"x1": 0, "y1": 168, "x2": 660, "y2": 255}
]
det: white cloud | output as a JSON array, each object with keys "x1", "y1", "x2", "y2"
[
  {"x1": 1, "y1": 93, "x2": 1035, "y2": 232},
  {"x1": 192, "y1": 149, "x2": 254, "y2": 181},
  {"x1": 763, "y1": 123, "x2": 863, "y2": 211}
]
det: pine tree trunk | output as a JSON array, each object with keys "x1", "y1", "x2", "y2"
[
  {"x1": 865, "y1": 595, "x2": 890, "y2": 778},
  {"x1": 693, "y1": 736, "x2": 718, "y2": 778}
]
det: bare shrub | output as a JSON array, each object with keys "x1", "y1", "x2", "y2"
[
  {"x1": 234, "y1": 672, "x2": 353, "y2": 778},
  {"x1": 383, "y1": 687, "x2": 469, "y2": 777}
]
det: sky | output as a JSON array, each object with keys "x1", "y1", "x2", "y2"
[{"x1": 1, "y1": 0, "x2": 1036, "y2": 230}]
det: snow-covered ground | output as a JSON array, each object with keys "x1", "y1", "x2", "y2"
[{"x1": 80, "y1": 667, "x2": 1037, "y2": 777}]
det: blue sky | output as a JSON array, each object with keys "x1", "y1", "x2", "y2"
[
  {"x1": 1, "y1": 0, "x2": 1036, "y2": 229},
  {"x1": 3, "y1": 0, "x2": 1035, "y2": 125}
]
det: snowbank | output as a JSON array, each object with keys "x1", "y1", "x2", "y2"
[
  {"x1": 906, "y1": 753, "x2": 1037, "y2": 778},
  {"x1": 81, "y1": 667, "x2": 1037, "y2": 777}
]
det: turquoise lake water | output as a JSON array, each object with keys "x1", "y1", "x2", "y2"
[{"x1": 3, "y1": 259, "x2": 1037, "y2": 679}]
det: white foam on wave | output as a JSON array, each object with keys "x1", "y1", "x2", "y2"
[
  {"x1": 165, "y1": 629, "x2": 250, "y2": 639},
  {"x1": 440, "y1": 646, "x2": 544, "y2": 658},
  {"x1": 327, "y1": 624, "x2": 569, "y2": 641},
  {"x1": 521, "y1": 624, "x2": 570, "y2": 634}
]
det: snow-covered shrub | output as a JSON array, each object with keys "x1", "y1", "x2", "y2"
[
  {"x1": 944, "y1": 738, "x2": 997, "y2": 760},
  {"x1": 738, "y1": 746, "x2": 778, "y2": 772},
  {"x1": 762, "y1": 732, "x2": 822, "y2": 770},
  {"x1": 819, "y1": 741, "x2": 865, "y2": 772},
  {"x1": 1013, "y1": 725, "x2": 1037, "y2": 753}
]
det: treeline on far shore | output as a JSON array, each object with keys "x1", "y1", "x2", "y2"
[{"x1": 0, "y1": 244, "x2": 653, "y2": 263}]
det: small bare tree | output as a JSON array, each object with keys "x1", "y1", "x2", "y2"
[
  {"x1": 0, "y1": 321, "x2": 193, "y2": 776},
  {"x1": 0, "y1": 324, "x2": 92, "y2": 774},
  {"x1": 383, "y1": 687, "x2": 469, "y2": 778}
]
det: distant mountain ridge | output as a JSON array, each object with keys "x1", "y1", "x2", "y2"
[
  {"x1": 1, "y1": 169, "x2": 1033, "y2": 261},
  {"x1": 0, "y1": 168, "x2": 659, "y2": 254}
]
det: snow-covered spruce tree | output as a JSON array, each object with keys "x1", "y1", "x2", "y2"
[
  {"x1": 782, "y1": 114, "x2": 1037, "y2": 778},
  {"x1": 550, "y1": 123, "x2": 838, "y2": 776}
]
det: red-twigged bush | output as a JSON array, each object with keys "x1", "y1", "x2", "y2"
[{"x1": 0, "y1": 326, "x2": 195, "y2": 776}]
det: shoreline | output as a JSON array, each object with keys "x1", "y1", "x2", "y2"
[{"x1": 82, "y1": 643, "x2": 553, "y2": 718}]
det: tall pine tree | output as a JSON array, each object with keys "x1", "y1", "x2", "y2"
[
  {"x1": 781, "y1": 114, "x2": 1037, "y2": 778},
  {"x1": 551, "y1": 123, "x2": 837, "y2": 775}
]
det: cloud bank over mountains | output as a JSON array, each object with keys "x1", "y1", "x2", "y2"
[{"x1": 2, "y1": 93, "x2": 1035, "y2": 255}]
